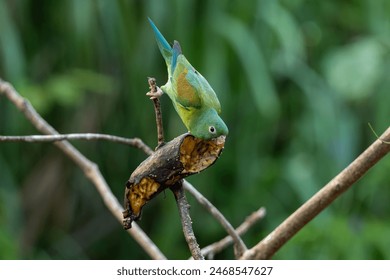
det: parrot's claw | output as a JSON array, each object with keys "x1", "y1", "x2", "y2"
[{"x1": 146, "y1": 86, "x2": 164, "y2": 100}]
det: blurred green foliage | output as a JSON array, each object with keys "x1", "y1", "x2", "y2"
[{"x1": 0, "y1": 0, "x2": 389, "y2": 260}]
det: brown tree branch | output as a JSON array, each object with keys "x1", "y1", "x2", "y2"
[
  {"x1": 0, "y1": 131, "x2": 238, "y2": 255},
  {"x1": 0, "y1": 110, "x2": 247, "y2": 257},
  {"x1": 241, "y1": 126, "x2": 390, "y2": 259},
  {"x1": 0, "y1": 134, "x2": 153, "y2": 155},
  {"x1": 3, "y1": 77, "x2": 389, "y2": 260},
  {"x1": 0, "y1": 130, "x2": 249, "y2": 258},
  {"x1": 0, "y1": 78, "x2": 261, "y2": 260},
  {"x1": 0, "y1": 79, "x2": 166, "y2": 260},
  {"x1": 183, "y1": 180, "x2": 248, "y2": 258},
  {"x1": 171, "y1": 182, "x2": 204, "y2": 260},
  {"x1": 146, "y1": 77, "x2": 165, "y2": 147}
]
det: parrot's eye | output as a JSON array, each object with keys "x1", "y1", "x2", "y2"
[{"x1": 209, "y1": 126, "x2": 216, "y2": 134}]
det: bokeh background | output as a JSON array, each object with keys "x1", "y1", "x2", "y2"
[{"x1": 1, "y1": 0, "x2": 390, "y2": 260}]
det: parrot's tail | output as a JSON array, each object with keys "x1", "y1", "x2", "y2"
[{"x1": 148, "y1": 18, "x2": 172, "y2": 64}]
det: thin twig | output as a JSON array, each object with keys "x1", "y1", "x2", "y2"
[
  {"x1": 241, "y1": 126, "x2": 390, "y2": 260},
  {"x1": 146, "y1": 77, "x2": 165, "y2": 147},
  {"x1": 171, "y1": 182, "x2": 204, "y2": 260},
  {"x1": 0, "y1": 79, "x2": 166, "y2": 260},
  {"x1": 0, "y1": 134, "x2": 153, "y2": 155},
  {"x1": 183, "y1": 180, "x2": 248, "y2": 258},
  {"x1": 192, "y1": 207, "x2": 266, "y2": 259},
  {"x1": 368, "y1": 122, "x2": 390, "y2": 144}
]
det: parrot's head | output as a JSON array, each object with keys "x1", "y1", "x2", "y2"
[{"x1": 190, "y1": 109, "x2": 229, "y2": 140}]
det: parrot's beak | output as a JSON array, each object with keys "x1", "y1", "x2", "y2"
[{"x1": 212, "y1": 135, "x2": 226, "y2": 146}]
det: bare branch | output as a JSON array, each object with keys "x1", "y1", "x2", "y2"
[
  {"x1": 146, "y1": 77, "x2": 165, "y2": 147},
  {"x1": 0, "y1": 79, "x2": 165, "y2": 260},
  {"x1": 0, "y1": 78, "x2": 245, "y2": 259},
  {"x1": 171, "y1": 182, "x2": 204, "y2": 260},
  {"x1": 0, "y1": 134, "x2": 153, "y2": 155},
  {"x1": 183, "y1": 180, "x2": 248, "y2": 258},
  {"x1": 194, "y1": 207, "x2": 266, "y2": 259},
  {"x1": 241, "y1": 126, "x2": 390, "y2": 259},
  {"x1": 0, "y1": 78, "x2": 265, "y2": 260}
]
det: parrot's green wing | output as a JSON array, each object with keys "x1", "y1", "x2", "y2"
[
  {"x1": 186, "y1": 69, "x2": 222, "y2": 114},
  {"x1": 171, "y1": 42, "x2": 221, "y2": 113},
  {"x1": 148, "y1": 18, "x2": 221, "y2": 114}
]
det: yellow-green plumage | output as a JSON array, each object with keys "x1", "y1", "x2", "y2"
[{"x1": 148, "y1": 18, "x2": 228, "y2": 140}]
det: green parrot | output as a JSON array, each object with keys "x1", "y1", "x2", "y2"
[{"x1": 148, "y1": 18, "x2": 228, "y2": 140}]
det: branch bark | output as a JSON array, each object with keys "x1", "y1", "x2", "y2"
[
  {"x1": 0, "y1": 134, "x2": 153, "y2": 155},
  {"x1": 146, "y1": 77, "x2": 165, "y2": 147},
  {"x1": 241, "y1": 126, "x2": 390, "y2": 259},
  {"x1": 0, "y1": 129, "x2": 250, "y2": 257},
  {"x1": 4, "y1": 77, "x2": 387, "y2": 260},
  {"x1": 171, "y1": 182, "x2": 204, "y2": 260},
  {"x1": 1, "y1": 78, "x2": 255, "y2": 259},
  {"x1": 0, "y1": 79, "x2": 166, "y2": 260}
]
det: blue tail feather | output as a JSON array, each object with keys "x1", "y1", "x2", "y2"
[{"x1": 148, "y1": 18, "x2": 172, "y2": 64}]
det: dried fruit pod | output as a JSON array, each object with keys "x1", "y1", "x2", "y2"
[{"x1": 123, "y1": 133, "x2": 225, "y2": 229}]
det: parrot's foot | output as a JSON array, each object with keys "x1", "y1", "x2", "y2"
[{"x1": 146, "y1": 86, "x2": 164, "y2": 99}]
